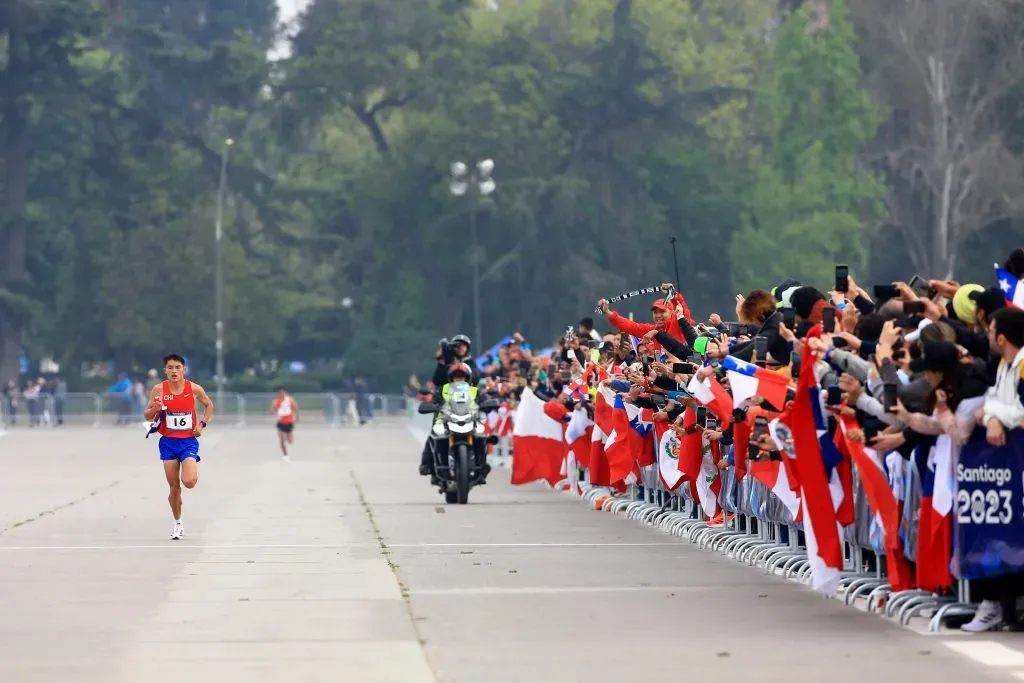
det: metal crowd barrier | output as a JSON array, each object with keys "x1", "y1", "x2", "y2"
[
  {"x1": 560, "y1": 441, "x2": 989, "y2": 633},
  {"x1": 0, "y1": 392, "x2": 411, "y2": 430}
]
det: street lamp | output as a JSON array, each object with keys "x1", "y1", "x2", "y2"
[
  {"x1": 214, "y1": 137, "x2": 233, "y2": 409},
  {"x1": 449, "y1": 158, "x2": 496, "y2": 348}
]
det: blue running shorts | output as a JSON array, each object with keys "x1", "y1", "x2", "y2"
[{"x1": 158, "y1": 436, "x2": 201, "y2": 462}]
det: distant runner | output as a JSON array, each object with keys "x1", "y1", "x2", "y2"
[
  {"x1": 144, "y1": 353, "x2": 214, "y2": 540},
  {"x1": 269, "y1": 386, "x2": 299, "y2": 459}
]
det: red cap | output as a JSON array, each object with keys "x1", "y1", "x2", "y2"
[{"x1": 651, "y1": 298, "x2": 674, "y2": 312}]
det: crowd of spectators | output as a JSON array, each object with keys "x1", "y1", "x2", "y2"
[{"x1": 459, "y1": 248, "x2": 1024, "y2": 634}]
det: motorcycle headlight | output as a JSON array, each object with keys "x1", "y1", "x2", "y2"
[
  {"x1": 432, "y1": 423, "x2": 446, "y2": 436},
  {"x1": 448, "y1": 422, "x2": 474, "y2": 434}
]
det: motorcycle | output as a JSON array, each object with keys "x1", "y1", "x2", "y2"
[{"x1": 418, "y1": 392, "x2": 500, "y2": 504}]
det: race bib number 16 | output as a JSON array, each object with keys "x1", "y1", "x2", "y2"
[{"x1": 165, "y1": 412, "x2": 193, "y2": 432}]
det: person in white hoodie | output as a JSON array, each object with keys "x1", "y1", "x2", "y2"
[
  {"x1": 979, "y1": 307, "x2": 1024, "y2": 447},
  {"x1": 962, "y1": 306, "x2": 1024, "y2": 633}
]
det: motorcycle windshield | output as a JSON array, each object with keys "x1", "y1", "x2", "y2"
[{"x1": 446, "y1": 387, "x2": 474, "y2": 419}]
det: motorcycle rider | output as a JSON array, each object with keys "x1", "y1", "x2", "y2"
[
  {"x1": 432, "y1": 334, "x2": 480, "y2": 388},
  {"x1": 419, "y1": 362, "x2": 491, "y2": 483}
]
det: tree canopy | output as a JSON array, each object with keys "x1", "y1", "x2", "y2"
[{"x1": 2, "y1": 0, "x2": 1023, "y2": 390}]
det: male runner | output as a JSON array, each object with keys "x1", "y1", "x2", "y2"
[
  {"x1": 144, "y1": 353, "x2": 214, "y2": 540},
  {"x1": 269, "y1": 386, "x2": 299, "y2": 459}
]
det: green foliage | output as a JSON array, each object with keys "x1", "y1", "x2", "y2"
[
  {"x1": 7, "y1": 0, "x2": 981, "y2": 392},
  {"x1": 731, "y1": 0, "x2": 886, "y2": 294}
]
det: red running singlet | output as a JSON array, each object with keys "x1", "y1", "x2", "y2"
[{"x1": 157, "y1": 380, "x2": 198, "y2": 439}]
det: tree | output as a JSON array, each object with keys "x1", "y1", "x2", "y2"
[
  {"x1": 851, "y1": 0, "x2": 1024, "y2": 278},
  {"x1": 731, "y1": 0, "x2": 885, "y2": 293}
]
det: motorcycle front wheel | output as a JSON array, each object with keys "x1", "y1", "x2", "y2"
[{"x1": 454, "y1": 442, "x2": 471, "y2": 504}]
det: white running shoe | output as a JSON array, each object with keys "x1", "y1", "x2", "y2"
[
  {"x1": 170, "y1": 521, "x2": 184, "y2": 540},
  {"x1": 961, "y1": 600, "x2": 1003, "y2": 632}
]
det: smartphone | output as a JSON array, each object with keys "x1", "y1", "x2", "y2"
[
  {"x1": 903, "y1": 300, "x2": 926, "y2": 315},
  {"x1": 782, "y1": 308, "x2": 797, "y2": 330},
  {"x1": 565, "y1": 325, "x2": 575, "y2": 341},
  {"x1": 821, "y1": 307, "x2": 835, "y2": 334},
  {"x1": 826, "y1": 385, "x2": 842, "y2": 406},
  {"x1": 705, "y1": 417, "x2": 718, "y2": 432},
  {"x1": 754, "y1": 335, "x2": 768, "y2": 361},
  {"x1": 753, "y1": 416, "x2": 769, "y2": 438},
  {"x1": 883, "y1": 382, "x2": 898, "y2": 411},
  {"x1": 835, "y1": 264, "x2": 849, "y2": 293},
  {"x1": 696, "y1": 406, "x2": 708, "y2": 426},
  {"x1": 873, "y1": 284, "x2": 899, "y2": 301},
  {"x1": 673, "y1": 362, "x2": 697, "y2": 374},
  {"x1": 908, "y1": 274, "x2": 929, "y2": 296}
]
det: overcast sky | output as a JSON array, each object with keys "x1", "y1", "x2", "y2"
[{"x1": 269, "y1": 0, "x2": 311, "y2": 60}]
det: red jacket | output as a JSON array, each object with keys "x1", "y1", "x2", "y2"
[{"x1": 607, "y1": 292, "x2": 690, "y2": 352}]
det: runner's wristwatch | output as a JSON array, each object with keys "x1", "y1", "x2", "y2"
[{"x1": 200, "y1": 420, "x2": 208, "y2": 427}]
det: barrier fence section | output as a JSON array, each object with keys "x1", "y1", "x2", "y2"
[
  {"x1": 420, "y1": 398, "x2": 1020, "y2": 632},
  {"x1": 0, "y1": 392, "x2": 412, "y2": 429}
]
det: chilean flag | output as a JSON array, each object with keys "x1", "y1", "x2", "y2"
[
  {"x1": 588, "y1": 385, "x2": 616, "y2": 486},
  {"x1": 749, "y1": 459, "x2": 801, "y2": 521},
  {"x1": 510, "y1": 389, "x2": 565, "y2": 486},
  {"x1": 721, "y1": 355, "x2": 790, "y2": 411},
  {"x1": 780, "y1": 327, "x2": 844, "y2": 596},
  {"x1": 836, "y1": 416, "x2": 913, "y2": 592},
  {"x1": 995, "y1": 264, "x2": 1024, "y2": 309},
  {"x1": 603, "y1": 395, "x2": 638, "y2": 484},
  {"x1": 686, "y1": 374, "x2": 733, "y2": 430},
  {"x1": 808, "y1": 387, "x2": 854, "y2": 526},
  {"x1": 915, "y1": 436, "x2": 954, "y2": 592},
  {"x1": 626, "y1": 403, "x2": 656, "y2": 468},
  {"x1": 146, "y1": 410, "x2": 165, "y2": 438},
  {"x1": 563, "y1": 407, "x2": 593, "y2": 494},
  {"x1": 564, "y1": 407, "x2": 593, "y2": 468}
]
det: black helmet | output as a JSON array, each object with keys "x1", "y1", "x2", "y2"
[{"x1": 451, "y1": 334, "x2": 472, "y2": 352}]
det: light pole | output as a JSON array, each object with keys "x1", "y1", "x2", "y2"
[
  {"x1": 449, "y1": 159, "x2": 496, "y2": 347},
  {"x1": 214, "y1": 137, "x2": 234, "y2": 409}
]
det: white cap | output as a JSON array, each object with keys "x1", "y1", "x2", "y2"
[{"x1": 903, "y1": 319, "x2": 933, "y2": 344}]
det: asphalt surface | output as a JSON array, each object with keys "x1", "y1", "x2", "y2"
[{"x1": 0, "y1": 423, "x2": 1022, "y2": 682}]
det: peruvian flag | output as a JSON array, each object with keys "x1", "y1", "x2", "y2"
[
  {"x1": 780, "y1": 327, "x2": 844, "y2": 596},
  {"x1": 837, "y1": 416, "x2": 913, "y2": 592},
  {"x1": 694, "y1": 434, "x2": 723, "y2": 521},
  {"x1": 914, "y1": 436, "x2": 954, "y2": 592},
  {"x1": 655, "y1": 422, "x2": 685, "y2": 491},
  {"x1": 510, "y1": 389, "x2": 565, "y2": 486},
  {"x1": 686, "y1": 374, "x2": 733, "y2": 430},
  {"x1": 721, "y1": 355, "x2": 790, "y2": 411},
  {"x1": 588, "y1": 384, "x2": 616, "y2": 486}
]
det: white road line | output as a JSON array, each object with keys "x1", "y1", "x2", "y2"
[
  {"x1": 0, "y1": 541, "x2": 678, "y2": 551},
  {"x1": 0, "y1": 543, "x2": 374, "y2": 551},
  {"x1": 386, "y1": 542, "x2": 679, "y2": 548},
  {"x1": 943, "y1": 640, "x2": 1024, "y2": 667},
  {"x1": 413, "y1": 586, "x2": 708, "y2": 596}
]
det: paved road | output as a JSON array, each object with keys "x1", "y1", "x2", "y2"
[{"x1": 0, "y1": 424, "x2": 1022, "y2": 682}]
